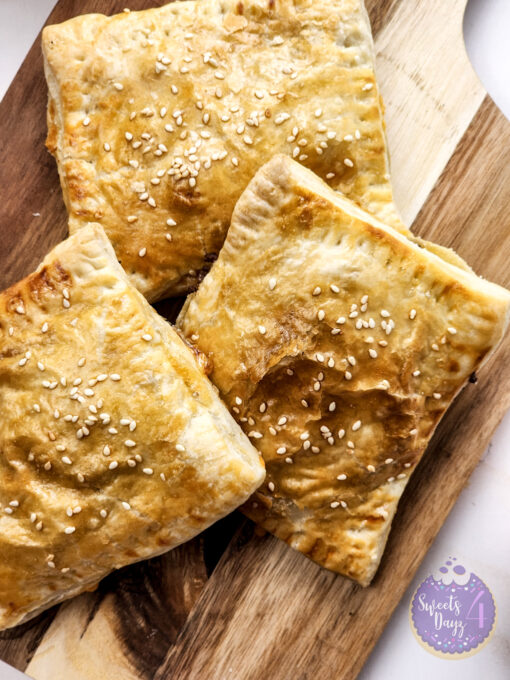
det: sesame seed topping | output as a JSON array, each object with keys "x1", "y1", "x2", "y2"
[
  {"x1": 433, "y1": 393, "x2": 442, "y2": 400},
  {"x1": 330, "y1": 284, "x2": 340, "y2": 293},
  {"x1": 352, "y1": 420, "x2": 361, "y2": 431},
  {"x1": 330, "y1": 501, "x2": 340, "y2": 509},
  {"x1": 143, "y1": 467, "x2": 154, "y2": 475},
  {"x1": 317, "y1": 310, "x2": 325, "y2": 321},
  {"x1": 268, "y1": 277, "x2": 277, "y2": 290},
  {"x1": 312, "y1": 287, "x2": 321, "y2": 296},
  {"x1": 412, "y1": 370, "x2": 421, "y2": 377},
  {"x1": 338, "y1": 429, "x2": 345, "y2": 439},
  {"x1": 124, "y1": 440, "x2": 136, "y2": 448},
  {"x1": 138, "y1": 247, "x2": 147, "y2": 257},
  {"x1": 368, "y1": 348, "x2": 378, "y2": 359},
  {"x1": 447, "y1": 327, "x2": 457, "y2": 335},
  {"x1": 122, "y1": 502, "x2": 131, "y2": 510},
  {"x1": 82, "y1": 116, "x2": 90, "y2": 126},
  {"x1": 64, "y1": 527, "x2": 76, "y2": 535},
  {"x1": 142, "y1": 334, "x2": 152, "y2": 342},
  {"x1": 268, "y1": 482, "x2": 275, "y2": 493},
  {"x1": 176, "y1": 444, "x2": 185, "y2": 452},
  {"x1": 276, "y1": 447, "x2": 287, "y2": 455},
  {"x1": 409, "y1": 309, "x2": 417, "y2": 320},
  {"x1": 344, "y1": 371, "x2": 352, "y2": 380},
  {"x1": 337, "y1": 474, "x2": 347, "y2": 481},
  {"x1": 258, "y1": 325, "x2": 266, "y2": 335},
  {"x1": 344, "y1": 158, "x2": 354, "y2": 168}
]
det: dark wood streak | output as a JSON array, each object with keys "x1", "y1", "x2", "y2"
[
  {"x1": 0, "y1": 609, "x2": 58, "y2": 673},
  {"x1": 365, "y1": 0, "x2": 401, "y2": 38},
  {"x1": 108, "y1": 539, "x2": 208, "y2": 679}
]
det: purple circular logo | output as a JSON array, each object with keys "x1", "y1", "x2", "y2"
[{"x1": 409, "y1": 558, "x2": 496, "y2": 658}]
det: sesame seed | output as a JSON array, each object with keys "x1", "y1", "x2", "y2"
[
  {"x1": 317, "y1": 310, "x2": 325, "y2": 321},
  {"x1": 113, "y1": 82, "x2": 124, "y2": 91},
  {"x1": 278, "y1": 416, "x2": 287, "y2": 426},
  {"x1": 312, "y1": 287, "x2": 321, "y2": 296},
  {"x1": 447, "y1": 327, "x2": 457, "y2": 335},
  {"x1": 258, "y1": 325, "x2": 266, "y2": 335},
  {"x1": 343, "y1": 159, "x2": 354, "y2": 168},
  {"x1": 124, "y1": 440, "x2": 136, "y2": 448},
  {"x1": 122, "y1": 502, "x2": 131, "y2": 510},
  {"x1": 142, "y1": 334, "x2": 152, "y2": 342},
  {"x1": 329, "y1": 402, "x2": 336, "y2": 412},
  {"x1": 268, "y1": 481, "x2": 275, "y2": 493},
  {"x1": 367, "y1": 465, "x2": 376, "y2": 472},
  {"x1": 176, "y1": 444, "x2": 185, "y2": 452},
  {"x1": 368, "y1": 348, "x2": 378, "y2": 359},
  {"x1": 338, "y1": 429, "x2": 345, "y2": 439},
  {"x1": 276, "y1": 447, "x2": 287, "y2": 455},
  {"x1": 433, "y1": 393, "x2": 442, "y2": 400},
  {"x1": 344, "y1": 371, "x2": 352, "y2": 380},
  {"x1": 64, "y1": 527, "x2": 76, "y2": 535},
  {"x1": 409, "y1": 428, "x2": 418, "y2": 435},
  {"x1": 83, "y1": 116, "x2": 90, "y2": 126},
  {"x1": 385, "y1": 458, "x2": 393, "y2": 464},
  {"x1": 363, "y1": 83, "x2": 374, "y2": 91},
  {"x1": 380, "y1": 310, "x2": 390, "y2": 318},
  {"x1": 337, "y1": 474, "x2": 347, "y2": 481},
  {"x1": 330, "y1": 501, "x2": 340, "y2": 509},
  {"x1": 337, "y1": 317, "x2": 346, "y2": 324},
  {"x1": 268, "y1": 277, "x2": 277, "y2": 290},
  {"x1": 103, "y1": 445, "x2": 111, "y2": 456},
  {"x1": 330, "y1": 284, "x2": 340, "y2": 293},
  {"x1": 409, "y1": 309, "x2": 417, "y2": 320},
  {"x1": 138, "y1": 247, "x2": 147, "y2": 257},
  {"x1": 347, "y1": 356, "x2": 356, "y2": 366},
  {"x1": 412, "y1": 370, "x2": 421, "y2": 377}
]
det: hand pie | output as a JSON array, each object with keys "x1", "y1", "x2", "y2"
[
  {"x1": 0, "y1": 224, "x2": 264, "y2": 630},
  {"x1": 178, "y1": 155, "x2": 510, "y2": 586},
  {"x1": 42, "y1": 0, "x2": 404, "y2": 302}
]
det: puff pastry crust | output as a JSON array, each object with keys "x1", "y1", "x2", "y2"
[
  {"x1": 179, "y1": 155, "x2": 510, "y2": 586},
  {"x1": 42, "y1": 0, "x2": 404, "y2": 301},
  {"x1": 0, "y1": 224, "x2": 264, "y2": 630}
]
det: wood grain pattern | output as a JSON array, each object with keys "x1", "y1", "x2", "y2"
[{"x1": 0, "y1": 0, "x2": 509, "y2": 678}]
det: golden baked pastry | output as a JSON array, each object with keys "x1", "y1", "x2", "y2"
[
  {"x1": 178, "y1": 155, "x2": 510, "y2": 586},
  {"x1": 0, "y1": 224, "x2": 264, "y2": 630},
  {"x1": 42, "y1": 0, "x2": 404, "y2": 302}
]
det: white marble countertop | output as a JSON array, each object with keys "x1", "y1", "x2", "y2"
[{"x1": 0, "y1": 1, "x2": 508, "y2": 678}]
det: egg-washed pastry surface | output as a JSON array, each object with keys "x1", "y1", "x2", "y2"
[
  {"x1": 0, "y1": 224, "x2": 264, "y2": 630},
  {"x1": 178, "y1": 155, "x2": 510, "y2": 586},
  {"x1": 42, "y1": 0, "x2": 404, "y2": 302}
]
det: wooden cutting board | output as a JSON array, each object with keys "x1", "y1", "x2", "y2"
[{"x1": 1, "y1": 0, "x2": 509, "y2": 678}]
